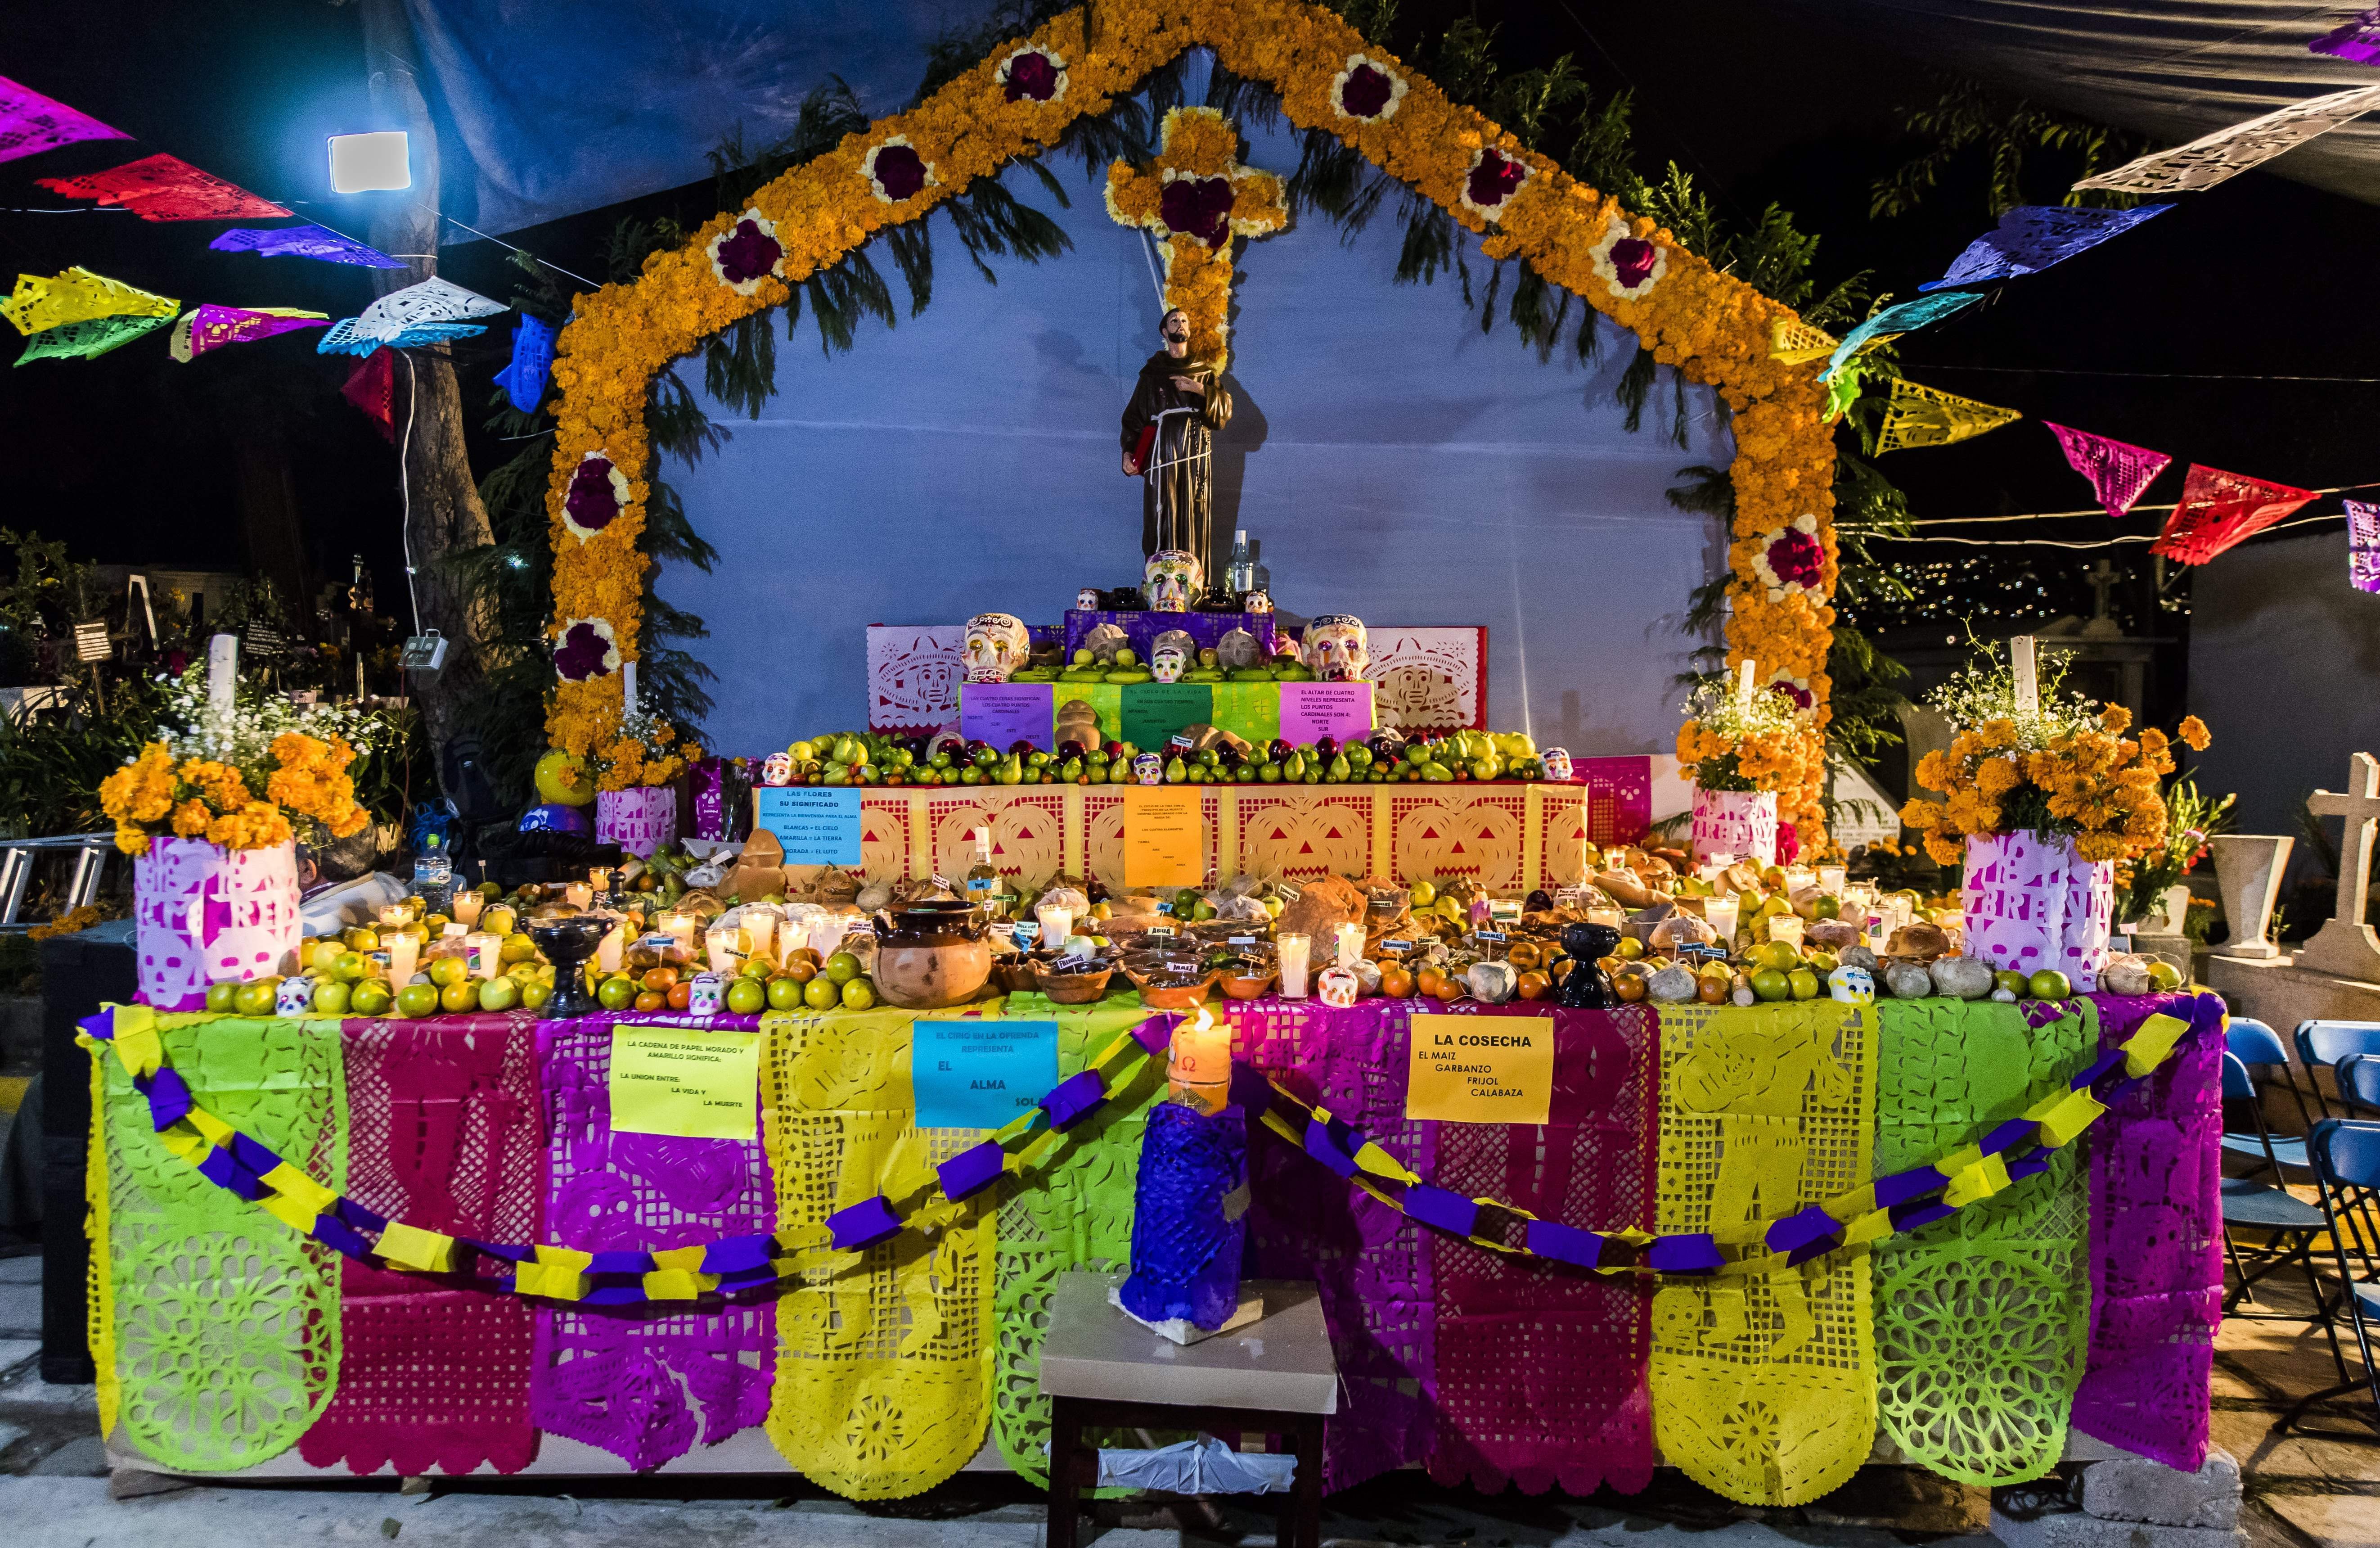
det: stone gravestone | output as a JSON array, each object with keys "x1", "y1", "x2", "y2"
[{"x1": 2298, "y1": 751, "x2": 2380, "y2": 982}]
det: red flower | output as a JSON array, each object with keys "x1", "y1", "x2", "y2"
[
  {"x1": 1775, "y1": 821, "x2": 1801, "y2": 864},
  {"x1": 565, "y1": 456, "x2": 620, "y2": 533},
  {"x1": 1607, "y1": 237, "x2": 1658, "y2": 289},
  {"x1": 1766, "y1": 527, "x2": 1823, "y2": 590},
  {"x1": 712, "y1": 218, "x2": 781, "y2": 287},
  {"x1": 1466, "y1": 149, "x2": 1525, "y2": 210},
  {"x1": 1003, "y1": 50, "x2": 1060, "y2": 102},
  {"x1": 1160, "y1": 176, "x2": 1235, "y2": 247},
  {"x1": 1338, "y1": 63, "x2": 1394, "y2": 118},
  {"x1": 870, "y1": 144, "x2": 929, "y2": 201},
  {"x1": 553, "y1": 621, "x2": 615, "y2": 682}
]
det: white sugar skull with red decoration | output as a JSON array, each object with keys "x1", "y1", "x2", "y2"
[
  {"x1": 1302, "y1": 615, "x2": 1370, "y2": 683},
  {"x1": 1150, "y1": 629, "x2": 1195, "y2": 685},
  {"x1": 1143, "y1": 550, "x2": 1201, "y2": 613},
  {"x1": 963, "y1": 613, "x2": 1030, "y2": 684}
]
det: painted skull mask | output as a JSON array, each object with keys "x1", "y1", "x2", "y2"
[
  {"x1": 1241, "y1": 588, "x2": 1273, "y2": 614},
  {"x1": 1829, "y1": 964, "x2": 1876, "y2": 1005},
  {"x1": 1143, "y1": 550, "x2": 1202, "y2": 612},
  {"x1": 1133, "y1": 751, "x2": 1165, "y2": 785},
  {"x1": 761, "y1": 751, "x2": 795, "y2": 786},
  {"x1": 963, "y1": 612, "x2": 1030, "y2": 684},
  {"x1": 1302, "y1": 614, "x2": 1370, "y2": 683},
  {"x1": 1542, "y1": 747, "x2": 1574, "y2": 781},
  {"x1": 1076, "y1": 587, "x2": 1102, "y2": 613},
  {"x1": 1150, "y1": 629, "x2": 1196, "y2": 685}
]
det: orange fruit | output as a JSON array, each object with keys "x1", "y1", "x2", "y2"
[
  {"x1": 1516, "y1": 970, "x2": 1549, "y2": 1001},
  {"x1": 1507, "y1": 941, "x2": 1542, "y2": 970},
  {"x1": 642, "y1": 966, "x2": 679, "y2": 993},
  {"x1": 1697, "y1": 973, "x2": 1729, "y2": 1004},
  {"x1": 1614, "y1": 970, "x2": 1647, "y2": 1003},
  {"x1": 783, "y1": 947, "x2": 821, "y2": 970},
  {"x1": 1415, "y1": 966, "x2": 1444, "y2": 998},
  {"x1": 666, "y1": 980, "x2": 693, "y2": 1011},
  {"x1": 783, "y1": 959, "x2": 818, "y2": 984},
  {"x1": 634, "y1": 990, "x2": 666, "y2": 1012},
  {"x1": 1432, "y1": 976, "x2": 1462, "y2": 1002},
  {"x1": 1547, "y1": 955, "x2": 1572, "y2": 983},
  {"x1": 1378, "y1": 965, "x2": 1414, "y2": 999}
]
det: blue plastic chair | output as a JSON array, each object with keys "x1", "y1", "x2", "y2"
[
  {"x1": 2290, "y1": 1120, "x2": 2380, "y2": 1436},
  {"x1": 2221, "y1": 1052, "x2": 2347, "y2": 1336},
  {"x1": 2297, "y1": 1020, "x2": 2380, "y2": 1117},
  {"x1": 2223, "y1": 1018, "x2": 2312, "y2": 1177}
]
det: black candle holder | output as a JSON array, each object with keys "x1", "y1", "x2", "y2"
[{"x1": 527, "y1": 913, "x2": 614, "y2": 1019}]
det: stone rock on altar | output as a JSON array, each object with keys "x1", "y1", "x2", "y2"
[{"x1": 1217, "y1": 627, "x2": 1262, "y2": 671}]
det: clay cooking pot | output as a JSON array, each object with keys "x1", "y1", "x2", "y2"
[{"x1": 871, "y1": 901, "x2": 994, "y2": 1009}]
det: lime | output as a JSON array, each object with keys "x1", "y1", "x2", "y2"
[
  {"x1": 310, "y1": 940, "x2": 345, "y2": 973},
  {"x1": 1749, "y1": 967, "x2": 1793, "y2": 1002},
  {"x1": 767, "y1": 976, "x2": 803, "y2": 1011},
  {"x1": 1811, "y1": 895, "x2": 1840, "y2": 921},
  {"x1": 1408, "y1": 879, "x2": 1437, "y2": 908},
  {"x1": 1992, "y1": 970, "x2": 2029, "y2": 998},
  {"x1": 2027, "y1": 969, "x2": 2072, "y2": 1001},
  {"x1": 500, "y1": 933, "x2": 538, "y2": 963},
  {"x1": 310, "y1": 979, "x2": 352, "y2": 1015},
  {"x1": 396, "y1": 983, "x2": 441, "y2": 1018},
  {"x1": 2146, "y1": 959, "x2": 2184, "y2": 992},
  {"x1": 726, "y1": 978, "x2": 767, "y2": 1015},
  {"x1": 350, "y1": 981, "x2": 392, "y2": 1017},
  {"x1": 331, "y1": 951, "x2": 366, "y2": 983},
  {"x1": 205, "y1": 980, "x2": 239, "y2": 1014},
  {"x1": 824, "y1": 952, "x2": 861, "y2": 985},
  {"x1": 345, "y1": 927, "x2": 379, "y2": 951},
  {"x1": 840, "y1": 977, "x2": 877, "y2": 1011},
  {"x1": 1787, "y1": 967, "x2": 1821, "y2": 1001},
  {"x1": 596, "y1": 974, "x2": 638, "y2": 1011},
  {"x1": 1754, "y1": 940, "x2": 1800, "y2": 974},
  {"x1": 1615, "y1": 936, "x2": 1645, "y2": 961},
  {"x1": 477, "y1": 976, "x2": 521, "y2": 1013},
  {"x1": 234, "y1": 979, "x2": 278, "y2": 1016},
  {"x1": 519, "y1": 978, "x2": 553, "y2": 1009},
  {"x1": 803, "y1": 977, "x2": 839, "y2": 1011},
  {"x1": 429, "y1": 957, "x2": 469, "y2": 988},
  {"x1": 440, "y1": 979, "x2": 480, "y2": 1014}
]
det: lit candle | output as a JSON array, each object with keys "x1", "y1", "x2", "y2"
[
  {"x1": 1335, "y1": 921, "x2": 1367, "y2": 970},
  {"x1": 742, "y1": 911, "x2": 776, "y2": 965},
  {"x1": 1169, "y1": 1006, "x2": 1233, "y2": 1112},
  {"x1": 464, "y1": 931, "x2": 502, "y2": 979},
  {"x1": 1036, "y1": 903, "x2": 1073, "y2": 955},
  {"x1": 1736, "y1": 657, "x2": 1756, "y2": 709},
  {"x1": 562, "y1": 882, "x2": 593, "y2": 910},
  {"x1": 596, "y1": 921, "x2": 625, "y2": 974},
  {"x1": 1767, "y1": 914, "x2": 1804, "y2": 950},
  {"x1": 588, "y1": 867, "x2": 612, "y2": 897},
  {"x1": 1585, "y1": 907, "x2": 1624, "y2": 930},
  {"x1": 808, "y1": 915, "x2": 846, "y2": 960},
  {"x1": 1818, "y1": 865, "x2": 1846, "y2": 895},
  {"x1": 1276, "y1": 932, "x2": 1311, "y2": 1000},
  {"x1": 1703, "y1": 894, "x2": 1740, "y2": 945},
  {"x1": 386, "y1": 932, "x2": 420, "y2": 987},
  {"x1": 658, "y1": 911, "x2": 697, "y2": 951},
  {"x1": 452, "y1": 889, "x2": 486, "y2": 928},
  {"x1": 706, "y1": 925, "x2": 742, "y2": 974},
  {"x1": 379, "y1": 904, "x2": 410, "y2": 931},
  {"x1": 2011, "y1": 635, "x2": 2038, "y2": 716}
]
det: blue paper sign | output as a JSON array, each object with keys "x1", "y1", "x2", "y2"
[
  {"x1": 754, "y1": 786, "x2": 862, "y2": 866},
  {"x1": 913, "y1": 1018, "x2": 1059, "y2": 1130}
]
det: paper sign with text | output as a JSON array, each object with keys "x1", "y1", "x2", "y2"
[
  {"x1": 960, "y1": 682, "x2": 1055, "y2": 751},
  {"x1": 610, "y1": 1024, "x2": 762, "y2": 1140},
  {"x1": 1280, "y1": 681, "x2": 1375, "y2": 745},
  {"x1": 754, "y1": 785, "x2": 863, "y2": 866},
  {"x1": 913, "y1": 1018, "x2": 1059, "y2": 1129},
  {"x1": 1122, "y1": 785, "x2": 1203, "y2": 887},
  {"x1": 1404, "y1": 1012, "x2": 1552, "y2": 1125},
  {"x1": 1119, "y1": 682, "x2": 1213, "y2": 753}
]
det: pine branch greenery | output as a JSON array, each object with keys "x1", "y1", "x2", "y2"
[{"x1": 1871, "y1": 77, "x2": 2141, "y2": 218}]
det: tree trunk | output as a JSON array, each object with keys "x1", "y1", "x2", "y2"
[{"x1": 357, "y1": 0, "x2": 495, "y2": 779}]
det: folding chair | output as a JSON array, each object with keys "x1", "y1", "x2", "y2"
[
  {"x1": 2296, "y1": 1020, "x2": 2380, "y2": 1118},
  {"x1": 2221, "y1": 1051, "x2": 2345, "y2": 1353},
  {"x1": 2284, "y1": 1120, "x2": 2380, "y2": 1438},
  {"x1": 2326, "y1": 1056, "x2": 2380, "y2": 1277},
  {"x1": 2222, "y1": 1018, "x2": 2312, "y2": 1179}
]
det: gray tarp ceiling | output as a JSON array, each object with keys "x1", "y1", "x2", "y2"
[{"x1": 404, "y1": 0, "x2": 2380, "y2": 234}]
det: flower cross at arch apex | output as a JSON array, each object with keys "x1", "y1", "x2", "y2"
[{"x1": 1103, "y1": 107, "x2": 1288, "y2": 369}]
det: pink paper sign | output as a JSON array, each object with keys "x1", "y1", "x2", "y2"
[
  {"x1": 1574, "y1": 756, "x2": 1652, "y2": 845},
  {"x1": 1279, "y1": 681, "x2": 1376, "y2": 745},
  {"x1": 960, "y1": 682, "x2": 1055, "y2": 751}
]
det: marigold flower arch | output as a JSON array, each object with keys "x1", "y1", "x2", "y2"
[{"x1": 539, "y1": 0, "x2": 1841, "y2": 839}]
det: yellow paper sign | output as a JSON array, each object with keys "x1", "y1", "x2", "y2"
[
  {"x1": 1122, "y1": 785, "x2": 1202, "y2": 887},
  {"x1": 1405, "y1": 1013, "x2": 1553, "y2": 1125},
  {"x1": 610, "y1": 1024, "x2": 761, "y2": 1140}
]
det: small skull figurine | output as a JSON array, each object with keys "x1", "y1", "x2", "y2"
[
  {"x1": 761, "y1": 751, "x2": 795, "y2": 786},
  {"x1": 1302, "y1": 614, "x2": 1370, "y2": 683},
  {"x1": 1242, "y1": 588, "x2": 1273, "y2": 615},
  {"x1": 963, "y1": 613, "x2": 1030, "y2": 684},
  {"x1": 276, "y1": 975, "x2": 317, "y2": 1017},
  {"x1": 1828, "y1": 964, "x2": 1876, "y2": 1006},
  {"x1": 1317, "y1": 964, "x2": 1361, "y2": 1008},
  {"x1": 1143, "y1": 549, "x2": 1202, "y2": 612},
  {"x1": 1216, "y1": 627, "x2": 1262, "y2": 672},
  {"x1": 1133, "y1": 751, "x2": 1165, "y2": 785},
  {"x1": 1541, "y1": 747, "x2": 1574, "y2": 781},
  {"x1": 1075, "y1": 587, "x2": 1102, "y2": 613},
  {"x1": 1150, "y1": 629, "x2": 1196, "y2": 685}
]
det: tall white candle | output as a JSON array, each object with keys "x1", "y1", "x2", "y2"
[
  {"x1": 1735, "y1": 658, "x2": 1755, "y2": 709},
  {"x1": 207, "y1": 634, "x2": 238, "y2": 728},
  {"x1": 2011, "y1": 636, "x2": 2038, "y2": 716},
  {"x1": 622, "y1": 660, "x2": 638, "y2": 716}
]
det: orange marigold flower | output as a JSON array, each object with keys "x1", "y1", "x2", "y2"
[
  {"x1": 170, "y1": 800, "x2": 211, "y2": 838},
  {"x1": 2098, "y1": 704, "x2": 2132, "y2": 735},
  {"x1": 2177, "y1": 715, "x2": 2210, "y2": 751}
]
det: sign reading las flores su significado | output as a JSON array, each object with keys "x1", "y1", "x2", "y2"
[
  {"x1": 754, "y1": 785, "x2": 862, "y2": 867},
  {"x1": 1405, "y1": 1012, "x2": 1553, "y2": 1125},
  {"x1": 609, "y1": 1024, "x2": 762, "y2": 1140}
]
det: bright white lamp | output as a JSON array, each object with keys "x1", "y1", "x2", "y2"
[{"x1": 328, "y1": 131, "x2": 410, "y2": 194}]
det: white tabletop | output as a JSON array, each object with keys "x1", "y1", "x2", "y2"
[{"x1": 1037, "y1": 1270, "x2": 1339, "y2": 1415}]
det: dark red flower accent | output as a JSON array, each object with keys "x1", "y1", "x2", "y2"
[
  {"x1": 1003, "y1": 50, "x2": 1060, "y2": 102},
  {"x1": 1772, "y1": 681, "x2": 1814, "y2": 710},
  {"x1": 1466, "y1": 148, "x2": 1525, "y2": 210},
  {"x1": 1159, "y1": 176, "x2": 1235, "y2": 247},
  {"x1": 713, "y1": 218, "x2": 781, "y2": 286},
  {"x1": 553, "y1": 622, "x2": 613, "y2": 682},
  {"x1": 1775, "y1": 821, "x2": 1801, "y2": 865},
  {"x1": 1608, "y1": 236, "x2": 1658, "y2": 289},
  {"x1": 870, "y1": 144, "x2": 929, "y2": 201},
  {"x1": 565, "y1": 457, "x2": 619, "y2": 533},
  {"x1": 1337, "y1": 63, "x2": 1395, "y2": 118},
  {"x1": 1766, "y1": 527, "x2": 1824, "y2": 590}
]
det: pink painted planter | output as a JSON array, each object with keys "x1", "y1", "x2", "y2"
[
  {"x1": 596, "y1": 785, "x2": 679, "y2": 857},
  {"x1": 1962, "y1": 829, "x2": 2114, "y2": 992},
  {"x1": 1690, "y1": 787, "x2": 1778, "y2": 866},
  {"x1": 133, "y1": 837, "x2": 301, "y2": 1010}
]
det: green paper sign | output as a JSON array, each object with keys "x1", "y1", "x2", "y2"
[{"x1": 1119, "y1": 682, "x2": 1213, "y2": 751}]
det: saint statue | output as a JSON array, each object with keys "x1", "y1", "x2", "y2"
[{"x1": 1120, "y1": 307, "x2": 1233, "y2": 577}]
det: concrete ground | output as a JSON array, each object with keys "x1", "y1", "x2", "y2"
[{"x1": 0, "y1": 1234, "x2": 2369, "y2": 1547}]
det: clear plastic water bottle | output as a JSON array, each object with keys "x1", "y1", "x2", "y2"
[
  {"x1": 1226, "y1": 528, "x2": 1256, "y2": 595},
  {"x1": 413, "y1": 832, "x2": 453, "y2": 913}
]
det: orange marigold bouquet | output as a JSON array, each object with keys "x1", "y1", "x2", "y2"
[
  {"x1": 1674, "y1": 679, "x2": 1822, "y2": 794},
  {"x1": 592, "y1": 707, "x2": 702, "y2": 794},
  {"x1": 1897, "y1": 644, "x2": 2210, "y2": 867},
  {"x1": 98, "y1": 667, "x2": 378, "y2": 855}
]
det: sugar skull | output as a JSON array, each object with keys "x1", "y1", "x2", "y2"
[
  {"x1": 1829, "y1": 964, "x2": 1876, "y2": 1006},
  {"x1": 1302, "y1": 615, "x2": 1370, "y2": 683},
  {"x1": 1076, "y1": 587, "x2": 1102, "y2": 613},
  {"x1": 1317, "y1": 964, "x2": 1360, "y2": 1008},
  {"x1": 1134, "y1": 751, "x2": 1165, "y2": 785},
  {"x1": 687, "y1": 973, "x2": 725, "y2": 1016},
  {"x1": 276, "y1": 975, "x2": 316, "y2": 1017},
  {"x1": 963, "y1": 612, "x2": 1030, "y2": 684},
  {"x1": 1150, "y1": 629, "x2": 1195, "y2": 685},
  {"x1": 1242, "y1": 588, "x2": 1272, "y2": 614},
  {"x1": 1542, "y1": 747, "x2": 1573, "y2": 781},
  {"x1": 761, "y1": 751, "x2": 795, "y2": 786},
  {"x1": 1216, "y1": 627, "x2": 1262, "y2": 672},
  {"x1": 1143, "y1": 550, "x2": 1201, "y2": 612}
]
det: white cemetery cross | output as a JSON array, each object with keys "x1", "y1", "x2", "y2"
[{"x1": 2299, "y1": 752, "x2": 2380, "y2": 983}]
